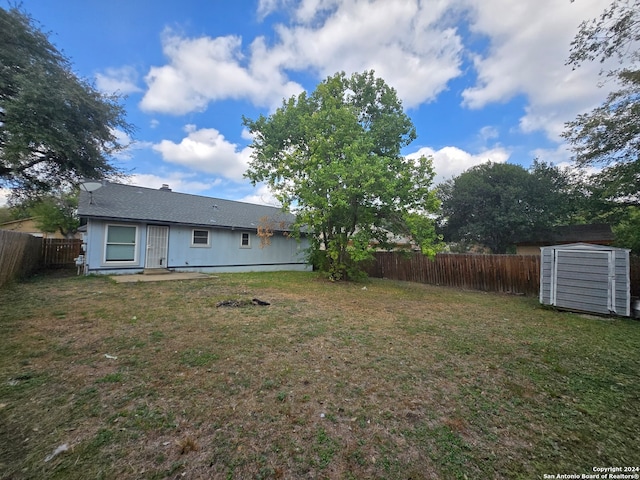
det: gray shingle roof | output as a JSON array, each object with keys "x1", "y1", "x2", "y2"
[
  {"x1": 78, "y1": 182, "x2": 296, "y2": 231},
  {"x1": 515, "y1": 224, "x2": 614, "y2": 245}
]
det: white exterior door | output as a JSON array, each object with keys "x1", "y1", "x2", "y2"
[{"x1": 145, "y1": 226, "x2": 169, "y2": 268}]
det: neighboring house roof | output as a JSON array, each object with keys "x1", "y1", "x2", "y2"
[
  {"x1": 0, "y1": 217, "x2": 58, "y2": 238},
  {"x1": 78, "y1": 182, "x2": 296, "y2": 231},
  {"x1": 0, "y1": 217, "x2": 36, "y2": 229},
  {"x1": 515, "y1": 224, "x2": 614, "y2": 246}
]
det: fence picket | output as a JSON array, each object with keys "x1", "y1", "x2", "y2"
[{"x1": 41, "y1": 238, "x2": 82, "y2": 267}]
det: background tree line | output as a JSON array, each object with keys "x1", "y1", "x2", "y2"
[{"x1": 436, "y1": 160, "x2": 639, "y2": 254}]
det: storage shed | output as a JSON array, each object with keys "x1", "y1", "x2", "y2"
[{"x1": 540, "y1": 243, "x2": 630, "y2": 317}]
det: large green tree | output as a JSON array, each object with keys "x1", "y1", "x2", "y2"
[
  {"x1": 612, "y1": 206, "x2": 640, "y2": 253},
  {"x1": 437, "y1": 162, "x2": 578, "y2": 254},
  {"x1": 243, "y1": 71, "x2": 441, "y2": 280},
  {"x1": 562, "y1": 0, "x2": 639, "y2": 205},
  {"x1": 0, "y1": 7, "x2": 132, "y2": 195},
  {"x1": 28, "y1": 192, "x2": 80, "y2": 238}
]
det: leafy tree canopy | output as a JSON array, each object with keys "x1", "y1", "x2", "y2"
[
  {"x1": 0, "y1": 6, "x2": 133, "y2": 197},
  {"x1": 612, "y1": 206, "x2": 640, "y2": 253},
  {"x1": 28, "y1": 192, "x2": 80, "y2": 238},
  {"x1": 243, "y1": 71, "x2": 441, "y2": 280},
  {"x1": 563, "y1": 0, "x2": 639, "y2": 204},
  {"x1": 0, "y1": 206, "x2": 12, "y2": 224},
  {"x1": 567, "y1": 0, "x2": 639, "y2": 67},
  {"x1": 437, "y1": 161, "x2": 579, "y2": 254}
]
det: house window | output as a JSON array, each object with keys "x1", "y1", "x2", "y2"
[
  {"x1": 240, "y1": 232, "x2": 251, "y2": 248},
  {"x1": 192, "y1": 229, "x2": 210, "y2": 247},
  {"x1": 105, "y1": 225, "x2": 137, "y2": 262}
]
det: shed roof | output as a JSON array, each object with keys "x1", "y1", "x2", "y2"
[
  {"x1": 78, "y1": 182, "x2": 296, "y2": 231},
  {"x1": 539, "y1": 242, "x2": 630, "y2": 253}
]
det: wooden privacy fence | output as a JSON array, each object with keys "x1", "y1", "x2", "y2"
[
  {"x1": 1, "y1": 234, "x2": 83, "y2": 287},
  {"x1": 0, "y1": 230, "x2": 42, "y2": 287},
  {"x1": 42, "y1": 238, "x2": 83, "y2": 267},
  {"x1": 366, "y1": 252, "x2": 640, "y2": 297},
  {"x1": 365, "y1": 252, "x2": 542, "y2": 296}
]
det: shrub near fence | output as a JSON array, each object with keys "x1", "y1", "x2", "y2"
[
  {"x1": 0, "y1": 230, "x2": 43, "y2": 287},
  {"x1": 365, "y1": 252, "x2": 542, "y2": 296}
]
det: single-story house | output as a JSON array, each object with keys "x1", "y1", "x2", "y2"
[
  {"x1": 515, "y1": 224, "x2": 614, "y2": 255},
  {"x1": 77, "y1": 182, "x2": 310, "y2": 275},
  {"x1": 0, "y1": 217, "x2": 71, "y2": 239}
]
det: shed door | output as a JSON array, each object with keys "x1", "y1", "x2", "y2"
[
  {"x1": 552, "y1": 249, "x2": 613, "y2": 315},
  {"x1": 145, "y1": 226, "x2": 169, "y2": 269}
]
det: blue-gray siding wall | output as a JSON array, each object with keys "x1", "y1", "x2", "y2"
[{"x1": 84, "y1": 219, "x2": 310, "y2": 274}]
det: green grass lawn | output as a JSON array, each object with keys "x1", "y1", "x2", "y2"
[{"x1": 0, "y1": 271, "x2": 639, "y2": 479}]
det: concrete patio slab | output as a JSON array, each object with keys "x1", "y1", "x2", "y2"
[{"x1": 110, "y1": 272, "x2": 212, "y2": 283}]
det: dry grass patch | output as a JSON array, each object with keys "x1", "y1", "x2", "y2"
[{"x1": 1, "y1": 270, "x2": 639, "y2": 479}]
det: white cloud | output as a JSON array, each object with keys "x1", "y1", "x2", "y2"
[
  {"x1": 409, "y1": 145, "x2": 510, "y2": 185},
  {"x1": 109, "y1": 129, "x2": 153, "y2": 161},
  {"x1": 95, "y1": 66, "x2": 142, "y2": 95},
  {"x1": 478, "y1": 126, "x2": 499, "y2": 142},
  {"x1": 140, "y1": 30, "x2": 303, "y2": 114},
  {"x1": 153, "y1": 125, "x2": 251, "y2": 180},
  {"x1": 126, "y1": 173, "x2": 282, "y2": 207},
  {"x1": 138, "y1": 0, "x2": 620, "y2": 149},
  {"x1": 264, "y1": 0, "x2": 465, "y2": 108},
  {"x1": 257, "y1": 0, "x2": 285, "y2": 20},
  {"x1": 0, "y1": 188, "x2": 10, "y2": 207},
  {"x1": 257, "y1": 0, "x2": 342, "y2": 24},
  {"x1": 239, "y1": 184, "x2": 282, "y2": 207},
  {"x1": 241, "y1": 128, "x2": 255, "y2": 141},
  {"x1": 461, "y1": 0, "x2": 616, "y2": 140},
  {"x1": 125, "y1": 173, "x2": 221, "y2": 194},
  {"x1": 111, "y1": 128, "x2": 132, "y2": 146},
  {"x1": 140, "y1": 0, "x2": 464, "y2": 114},
  {"x1": 530, "y1": 144, "x2": 573, "y2": 167}
]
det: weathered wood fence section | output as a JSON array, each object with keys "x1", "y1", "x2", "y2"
[
  {"x1": 0, "y1": 230, "x2": 43, "y2": 287},
  {"x1": 42, "y1": 238, "x2": 82, "y2": 267},
  {"x1": 365, "y1": 252, "x2": 542, "y2": 296},
  {"x1": 0, "y1": 234, "x2": 83, "y2": 287}
]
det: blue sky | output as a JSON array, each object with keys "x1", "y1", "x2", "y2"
[{"x1": 1, "y1": 0, "x2": 615, "y2": 206}]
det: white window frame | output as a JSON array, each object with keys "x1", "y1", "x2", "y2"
[
  {"x1": 104, "y1": 224, "x2": 138, "y2": 264},
  {"x1": 191, "y1": 229, "x2": 210, "y2": 247},
  {"x1": 240, "y1": 232, "x2": 251, "y2": 249}
]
